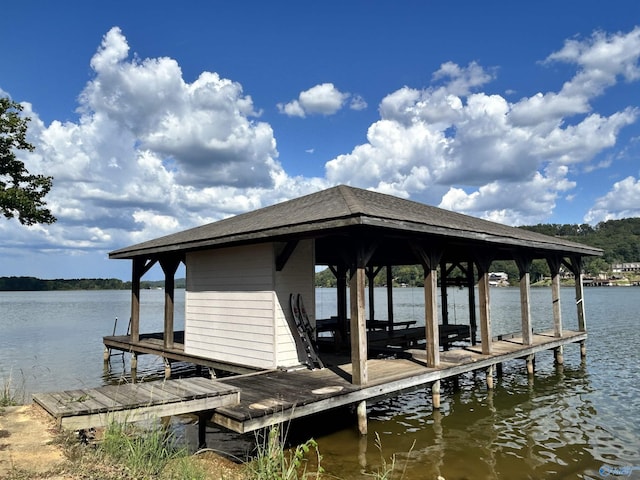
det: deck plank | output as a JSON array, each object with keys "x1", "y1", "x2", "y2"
[{"x1": 33, "y1": 378, "x2": 240, "y2": 429}]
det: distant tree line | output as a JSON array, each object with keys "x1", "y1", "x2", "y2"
[
  {"x1": 0, "y1": 276, "x2": 186, "y2": 291},
  {"x1": 4, "y1": 219, "x2": 639, "y2": 290},
  {"x1": 315, "y1": 218, "x2": 640, "y2": 287}
]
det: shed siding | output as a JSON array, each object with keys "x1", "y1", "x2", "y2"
[
  {"x1": 184, "y1": 244, "x2": 276, "y2": 369},
  {"x1": 274, "y1": 239, "x2": 315, "y2": 367}
]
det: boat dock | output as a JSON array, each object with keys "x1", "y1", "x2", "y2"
[
  {"x1": 32, "y1": 377, "x2": 240, "y2": 430},
  {"x1": 53, "y1": 186, "x2": 601, "y2": 438},
  {"x1": 36, "y1": 329, "x2": 584, "y2": 434}
]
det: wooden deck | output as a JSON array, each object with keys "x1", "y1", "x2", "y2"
[
  {"x1": 32, "y1": 377, "x2": 240, "y2": 429},
  {"x1": 212, "y1": 329, "x2": 585, "y2": 433},
  {"x1": 42, "y1": 329, "x2": 585, "y2": 433},
  {"x1": 103, "y1": 331, "x2": 262, "y2": 375}
]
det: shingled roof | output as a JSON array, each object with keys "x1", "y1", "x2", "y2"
[{"x1": 109, "y1": 185, "x2": 602, "y2": 260}]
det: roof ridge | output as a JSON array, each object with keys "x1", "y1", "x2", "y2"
[{"x1": 336, "y1": 184, "x2": 365, "y2": 215}]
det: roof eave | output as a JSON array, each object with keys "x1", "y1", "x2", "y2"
[{"x1": 109, "y1": 214, "x2": 602, "y2": 260}]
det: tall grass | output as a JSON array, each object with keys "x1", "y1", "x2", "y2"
[
  {"x1": 99, "y1": 419, "x2": 205, "y2": 480},
  {"x1": 0, "y1": 370, "x2": 25, "y2": 407},
  {"x1": 365, "y1": 433, "x2": 414, "y2": 480},
  {"x1": 246, "y1": 424, "x2": 323, "y2": 480}
]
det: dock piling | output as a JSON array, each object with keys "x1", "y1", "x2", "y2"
[
  {"x1": 356, "y1": 400, "x2": 367, "y2": 435},
  {"x1": 526, "y1": 354, "x2": 535, "y2": 375},
  {"x1": 432, "y1": 380, "x2": 441, "y2": 409},
  {"x1": 130, "y1": 352, "x2": 138, "y2": 370},
  {"x1": 554, "y1": 346, "x2": 564, "y2": 365},
  {"x1": 486, "y1": 365, "x2": 494, "y2": 390}
]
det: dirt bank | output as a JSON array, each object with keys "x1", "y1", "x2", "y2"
[{"x1": 0, "y1": 403, "x2": 66, "y2": 478}]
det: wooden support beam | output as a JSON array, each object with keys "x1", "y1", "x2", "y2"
[
  {"x1": 356, "y1": 400, "x2": 367, "y2": 435},
  {"x1": 466, "y1": 261, "x2": 477, "y2": 345},
  {"x1": 386, "y1": 266, "x2": 394, "y2": 333},
  {"x1": 329, "y1": 264, "x2": 349, "y2": 340},
  {"x1": 366, "y1": 265, "x2": 383, "y2": 322},
  {"x1": 440, "y1": 260, "x2": 449, "y2": 326},
  {"x1": 563, "y1": 256, "x2": 586, "y2": 332},
  {"x1": 554, "y1": 346, "x2": 564, "y2": 365},
  {"x1": 475, "y1": 255, "x2": 493, "y2": 355},
  {"x1": 547, "y1": 256, "x2": 563, "y2": 338},
  {"x1": 526, "y1": 354, "x2": 535, "y2": 375},
  {"x1": 411, "y1": 243, "x2": 443, "y2": 368},
  {"x1": 130, "y1": 257, "x2": 157, "y2": 344},
  {"x1": 160, "y1": 256, "x2": 182, "y2": 350},
  {"x1": 486, "y1": 364, "x2": 494, "y2": 390},
  {"x1": 515, "y1": 256, "x2": 533, "y2": 346},
  {"x1": 350, "y1": 263, "x2": 368, "y2": 386},
  {"x1": 275, "y1": 241, "x2": 298, "y2": 271},
  {"x1": 432, "y1": 380, "x2": 441, "y2": 409}
]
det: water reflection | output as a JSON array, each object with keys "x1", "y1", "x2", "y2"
[
  {"x1": 3, "y1": 288, "x2": 640, "y2": 478},
  {"x1": 311, "y1": 354, "x2": 608, "y2": 479}
]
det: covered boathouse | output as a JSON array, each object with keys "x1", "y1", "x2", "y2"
[{"x1": 104, "y1": 184, "x2": 601, "y2": 434}]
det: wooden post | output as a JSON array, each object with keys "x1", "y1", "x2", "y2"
[
  {"x1": 573, "y1": 259, "x2": 587, "y2": 332},
  {"x1": 130, "y1": 257, "x2": 157, "y2": 344},
  {"x1": 467, "y1": 261, "x2": 477, "y2": 345},
  {"x1": 515, "y1": 256, "x2": 533, "y2": 346},
  {"x1": 386, "y1": 266, "x2": 394, "y2": 333},
  {"x1": 164, "y1": 357, "x2": 172, "y2": 379},
  {"x1": 356, "y1": 400, "x2": 368, "y2": 435},
  {"x1": 566, "y1": 256, "x2": 587, "y2": 359},
  {"x1": 160, "y1": 256, "x2": 181, "y2": 350},
  {"x1": 432, "y1": 380, "x2": 441, "y2": 409},
  {"x1": 412, "y1": 244, "x2": 443, "y2": 368},
  {"x1": 486, "y1": 364, "x2": 494, "y2": 390},
  {"x1": 350, "y1": 265, "x2": 368, "y2": 386},
  {"x1": 366, "y1": 266, "x2": 382, "y2": 324},
  {"x1": 198, "y1": 411, "x2": 210, "y2": 449},
  {"x1": 425, "y1": 262, "x2": 440, "y2": 367},
  {"x1": 526, "y1": 354, "x2": 535, "y2": 375},
  {"x1": 130, "y1": 258, "x2": 143, "y2": 344},
  {"x1": 331, "y1": 265, "x2": 349, "y2": 341},
  {"x1": 554, "y1": 346, "x2": 564, "y2": 365},
  {"x1": 547, "y1": 256, "x2": 563, "y2": 338},
  {"x1": 131, "y1": 352, "x2": 138, "y2": 370},
  {"x1": 440, "y1": 260, "x2": 449, "y2": 326},
  {"x1": 475, "y1": 257, "x2": 493, "y2": 355}
]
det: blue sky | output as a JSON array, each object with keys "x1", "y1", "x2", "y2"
[{"x1": 2, "y1": 1, "x2": 640, "y2": 280}]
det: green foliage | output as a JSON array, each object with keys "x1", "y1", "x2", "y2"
[
  {"x1": 0, "y1": 277, "x2": 187, "y2": 291},
  {"x1": 100, "y1": 420, "x2": 188, "y2": 479},
  {"x1": 315, "y1": 218, "x2": 640, "y2": 286},
  {"x1": 521, "y1": 218, "x2": 640, "y2": 266},
  {"x1": 246, "y1": 425, "x2": 323, "y2": 480},
  {"x1": 0, "y1": 276, "x2": 129, "y2": 291},
  {"x1": 0, "y1": 97, "x2": 55, "y2": 225}
]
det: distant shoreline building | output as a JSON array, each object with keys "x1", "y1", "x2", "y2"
[
  {"x1": 612, "y1": 262, "x2": 640, "y2": 273},
  {"x1": 488, "y1": 271, "x2": 508, "y2": 286}
]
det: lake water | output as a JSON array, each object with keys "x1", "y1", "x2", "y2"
[{"x1": 1, "y1": 287, "x2": 639, "y2": 479}]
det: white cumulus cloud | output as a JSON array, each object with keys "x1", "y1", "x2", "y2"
[
  {"x1": 278, "y1": 83, "x2": 365, "y2": 117},
  {"x1": 325, "y1": 28, "x2": 640, "y2": 224}
]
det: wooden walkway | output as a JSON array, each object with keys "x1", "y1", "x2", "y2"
[
  {"x1": 32, "y1": 377, "x2": 240, "y2": 429},
  {"x1": 212, "y1": 329, "x2": 586, "y2": 432},
  {"x1": 37, "y1": 329, "x2": 585, "y2": 433}
]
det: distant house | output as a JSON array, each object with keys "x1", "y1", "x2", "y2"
[
  {"x1": 612, "y1": 262, "x2": 640, "y2": 273},
  {"x1": 488, "y1": 272, "x2": 508, "y2": 286}
]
